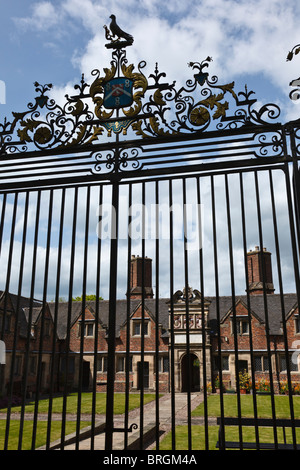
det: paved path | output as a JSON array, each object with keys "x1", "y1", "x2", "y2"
[
  {"x1": 1, "y1": 392, "x2": 212, "y2": 450},
  {"x1": 62, "y1": 393, "x2": 205, "y2": 450}
]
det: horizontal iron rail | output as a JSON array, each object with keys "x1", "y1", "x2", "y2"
[
  {"x1": 0, "y1": 156, "x2": 292, "y2": 193},
  {"x1": 0, "y1": 121, "x2": 286, "y2": 158}
]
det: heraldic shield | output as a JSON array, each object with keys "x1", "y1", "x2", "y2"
[{"x1": 103, "y1": 77, "x2": 134, "y2": 109}]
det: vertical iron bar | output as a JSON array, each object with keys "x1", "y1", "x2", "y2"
[
  {"x1": 6, "y1": 193, "x2": 29, "y2": 449},
  {"x1": 0, "y1": 193, "x2": 7, "y2": 258},
  {"x1": 210, "y1": 176, "x2": 225, "y2": 450},
  {"x1": 284, "y1": 164, "x2": 300, "y2": 314},
  {"x1": 75, "y1": 186, "x2": 91, "y2": 450},
  {"x1": 224, "y1": 174, "x2": 243, "y2": 450},
  {"x1": 0, "y1": 193, "x2": 7, "y2": 415},
  {"x1": 182, "y1": 177, "x2": 192, "y2": 450},
  {"x1": 61, "y1": 187, "x2": 78, "y2": 449},
  {"x1": 3, "y1": 192, "x2": 19, "y2": 450},
  {"x1": 105, "y1": 178, "x2": 119, "y2": 450},
  {"x1": 239, "y1": 173, "x2": 260, "y2": 449},
  {"x1": 269, "y1": 169, "x2": 297, "y2": 449},
  {"x1": 169, "y1": 179, "x2": 176, "y2": 450},
  {"x1": 155, "y1": 180, "x2": 160, "y2": 449},
  {"x1": 254, "y1": 170, "x2": 278, "y2": 448},
  {"x1": 31, "y1": 189, "x2": 54, "y2": 450},
  {"x1": 18, "y1": 191, "x2": 41, "y2": 450},
  {"x1": 196, "y1": 177, "x2": 208, "y2": 449},
  {"x1": 283, "y1": 160, "x2": 300, "y2": 446},
  {"x1": 0, "y1": 194, "x2": 7, "y2": 341},
  {"x1": 290, "y1": 128, "x2": 300, "y2": 254},
  {"x1": 139, "y1": 181, "x2": 146, "y2": 449},
  {"x1": 13, "y1": 192, "x2": 30, "y2": 447},
  {"x1": 124, "y1": 183, "x2": 132, "y2": 450},
  {"x1": 46, "y1": 188, "x2": 66, "y2": 450},
  {"x1": 91, "y1": 184, "x2": 103, "y2": 450}
]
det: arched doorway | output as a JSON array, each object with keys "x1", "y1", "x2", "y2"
[{"x1": 181, "y1": 353, "x2": 200, "y2": 392}]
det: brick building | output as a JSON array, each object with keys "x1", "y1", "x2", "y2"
[
  {"x1": 0, "y1": 248, "x2": 300, "y2": 398},
  {"x1": 0, "y1": 293, "x2": 56, "y2": 397},
  {"x1": 209, "y1": 247, "x2": 300, "y2": 393}
]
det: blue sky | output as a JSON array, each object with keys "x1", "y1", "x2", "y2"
[
  {"x1": 1, "y1": 0, "x2": 300, "y2": 124},
  {"x1": 0, "y1": 1, "x2": 299, "y2": 300}
]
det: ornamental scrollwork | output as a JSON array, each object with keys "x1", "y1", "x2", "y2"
[
  {"x1": 253, "y1": 131, "x2": 284, "y2": 158},
  {"x1": 287, "y1": 44, "x2": 300, "y2": 102},
  {"x1": 0, "y1": 16, "x2": 282, "y2": 159},
  {"x1": 0, "y1": 78, "x2": 103, "y2": 154},
  {"x1": 92, "y1": 146, "x2": 142, "y2": 174}
]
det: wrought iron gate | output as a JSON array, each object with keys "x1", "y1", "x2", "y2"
[{"x1": 0, "y1": 21, "x2": 300, "y2": 451}]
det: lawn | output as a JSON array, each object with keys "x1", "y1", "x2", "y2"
[
  {"x1": 0, "y1": 392, "x2": 157, "y2": 415},
  {"x1": 0, "y1": 419, "x2": 89, "y2": 450},
  {"x1": 158, "y1": 424, "x2": 300, "y2": 450},
  {"x1": 0, "y1": 392, "x2": 157, "y2": 450},
  {"x1": 191, "y1": 394, "x2": 300, "y2": 419},
  {"x1": 159, "y1": 394, "x2": 300, "y2": 450}
]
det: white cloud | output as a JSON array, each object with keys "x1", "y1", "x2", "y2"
[
  {"x1": 4, "y1": 0, "x2": 300, "y2": 300},
  {"x1": 14, "y1": 1, "x2": 62, "y2": 32},
  {"x1": 13, "y1": 0, "x2": 300, "y2": 107}
]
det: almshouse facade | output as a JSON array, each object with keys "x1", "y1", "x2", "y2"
[{"x1": 1, "y1": 247, "x2": 300, "y2": 398}]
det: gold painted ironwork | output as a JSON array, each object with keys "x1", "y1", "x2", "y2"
[{"x1": 0, "y1": 18, "x2": 281, "y2": 157}]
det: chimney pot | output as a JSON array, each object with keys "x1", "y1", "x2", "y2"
[
  {"x1": 127, "y1": 255, "x2": 153, "y2": 299},
  {"x1": 246, "y1": 246, "x2": 274, "y2": 295}
]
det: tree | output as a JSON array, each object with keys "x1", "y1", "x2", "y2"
[{"x1": 72, "y1": 294, "x2": 103, "y2": 301}]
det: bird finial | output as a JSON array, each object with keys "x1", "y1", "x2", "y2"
[{"x1": 104, "y1": 14, "x2": 134, "y2": 47}]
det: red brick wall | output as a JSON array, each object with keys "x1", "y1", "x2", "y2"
[
  {"x1": 68, "y1": 305, "x2": 169, "y2": 393},
  {"x1": 211, "y1": 300, "x2": 300, "y2": 393}
]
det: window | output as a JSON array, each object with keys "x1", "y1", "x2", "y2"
[
  {"x1": 222, "y1": 356, "x2": 229, "y2": 371},
  {"x1": 79, "y1": 321, "x2": 95, "y2": 337},
  {"x1": 97, "y1": 356, "x2": 107, "y2": 372},
  {"x1": 117, "y1": 356, "x2": 125, "y2": 372},
  {"x1": 29, "y1": 356, "x2": 37, "y2": 375},
  {"x1": 116, "y1": 356, "x2": 133, "y2": 372},
  {"x1": 232, "y1": 317, "x2": 249, "y2": 335},
  {"x1": 295, "y1": 314, "x2": 300, "y2": 334},
  {"x1": 44, "y1": 318, "x2": 50, "y2": 336},
  {"x1": 14, "y1": 356, "x2": 22, "y2": 376},
  {"x1": 158, "y1": 356, "x2": 169, "y2": 373},
  {"x1": 237, "y1": 320, "x2": 249, "y2": 335},
  {"x1": 133, "y1": 320, "x2": 149, "y2": 336},
  {"x1": 60, "y1": 356, "x2": 75, "y2": 374},
  {"x1": 0, "y1": 313, "x2": 11, "y2": 333},
  {"x1": 279, "y1": 354, "x2": 298, "y2": 372},
  {"x1": 213, "y1": 355, "x2": 229, "y2": 371},
  {"x1": 254, "y1": 355, "x2": 269, "y2": 372}
]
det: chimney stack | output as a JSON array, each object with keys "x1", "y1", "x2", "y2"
[
  {"x1": 127, "y1": 255, "x2": 153, "y2": 299},
  {"x1": 246, "y1": 246, "x2": 275, "y2": 295}
]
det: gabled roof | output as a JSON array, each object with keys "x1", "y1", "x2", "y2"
[
  {"x1": 0, "y1": 291, "x2": 43, "y2": 337},
  {"x1": 218, "y1": 297, "x2": 265, "y2": 325},
  {"x1": 48, "y1": 298, "x2": 170, "y2": 339},
  {"x1": 2, "y1": 290, "x2": 299, "y2": 340},
  {"x1": 208, "y1": 293, "x2": 298, "y2": 335}
]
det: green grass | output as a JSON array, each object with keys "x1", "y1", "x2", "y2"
[
  {"x1": 159, "y1": 395, "x2": 300, "y2": 450},
  {"x1": 0, "y1": 419, "x2": 89, "y2": 450},
  {"x1": 159, "y1": 425, "x2": 219, "y2": 450},
  {"x1": 1, "y1": 392, "x2": 157, "y2": 415},
  {"x1": 158, "y1": 425, "x2": 300, "y2": 451},
  {"x1": 0, "y1": 392, "x2": 157, "y2": 450},
  {"x1": 191, "y1": 394, "x2": 300, "y2": 418}
]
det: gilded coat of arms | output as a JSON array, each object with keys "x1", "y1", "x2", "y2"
[{"x1": 103, "y1": 78, "x2": 134, "y2": 109}]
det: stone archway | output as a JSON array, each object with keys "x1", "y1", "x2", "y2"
[{"x1": 181, "y1": 353, "x2": 200, "y2": 392}]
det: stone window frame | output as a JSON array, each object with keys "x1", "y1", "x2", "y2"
[
  {"x1": 78, "y1": 320, "x2": 95, "y2": 338},
  {"x1": 132, "y1": 318, "x2": 150, "y2": 337},
  {"x1": 231, "y1": 316, "x2": 249, "y2": 336}
]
